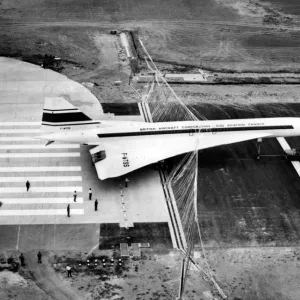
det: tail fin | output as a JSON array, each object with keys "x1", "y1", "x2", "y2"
[{"x1": 41, "y1": 97, "x2": 100, "y2": 131}]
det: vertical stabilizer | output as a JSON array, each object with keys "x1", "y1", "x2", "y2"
[{"x1": 41, "y1": 97, "x2": 100, "y2": 131}]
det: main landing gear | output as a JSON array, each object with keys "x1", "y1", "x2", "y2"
[{"x1": 256, "y1": 138, "x2": 262, "y2": 160}]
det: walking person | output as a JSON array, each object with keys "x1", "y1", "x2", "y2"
[
  {"x1": 67, "y1": 204, "x2": 70, "y2": 217},
  {"x1": 37, "y1": 251, "x2": 42, "y2": 264},
  {"x1": 94, "y1": 199, "x2": 98, "y2": 211},
  {"x1": 66, "y1": 264, "x2": 72, "y2": 277},
  {"x1": 73, "y1": 191, "x2": 77, "y2": 202},
  {"x1": 125, "y1": 178, "x2": 129, "y2": 188},
  {"x1": 26, "y1": 180, "x2": 30, "y2": 192},
  {"x1": 19, "y1": 253, "x2": 25, "y2": 266},
  {"x1": 89, "y1": 188, "x2": 92, "y2": 200}
]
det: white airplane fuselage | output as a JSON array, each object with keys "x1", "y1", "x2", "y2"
[{"x1": 38, "y1": 117, "x2": 300, "y2": 145}]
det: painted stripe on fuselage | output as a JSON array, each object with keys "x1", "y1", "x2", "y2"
[
  {"x1": 42, "y1": 112, "x2": 91, "y2": 122},
  {"x1": 42, "y1": 121, "x2": 101, "y2": 126},
  {"x1": 96, "y1": 125, "x2": 294, "y2": 138},
  {"x1": 43, "y1": 108, "x2": 78, "y2": 112}
]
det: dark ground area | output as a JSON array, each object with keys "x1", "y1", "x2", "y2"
[
  {"x1": 99, "y1": 222, "x2": 173, "y2": 250},
  {"x1": 191, "y1": 102, "x2": 300, "y2": 120},
  {"x1": 101, "y1": 103, "x2": 140, "y2": 116},
  {"x1": 262, "y1": 0, "x2": 300, "y2": 15},
  {"x1": 189, "y1": 103, "x2": 300, "y2": 248},
  {"x1": 0, "y1": 224, "x2": 99, "y2": 252}
]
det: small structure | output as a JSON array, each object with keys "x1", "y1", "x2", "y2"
[
  {"x1": 110, "y1": 30, "x2": 118, "y2": 35},
  {"x1": 132, "y1": 243, "x2": 141, "y2": 257},
  {"x1": 120, "y1": 243, "x2": 129, "y2": 257},
  {"x1": 284, "y1": 148, "x2": 300, "y2": 161},
  {"x1": 138, "y1": 243, "x2": 150, "y2": 248}
]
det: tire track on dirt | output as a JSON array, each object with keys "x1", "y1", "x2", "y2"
[{"x1": 25, "y1": 253, "x2": 83, "y2": 300}]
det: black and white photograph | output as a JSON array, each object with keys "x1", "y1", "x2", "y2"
[{"x1": 0, "y1": 1, "x2": 300, "y2": 299}]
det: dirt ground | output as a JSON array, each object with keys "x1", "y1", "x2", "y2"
[
  {"x1": 202, "y1": 247, "x2": 300, "y2": 300},
  {"x1": 1, "y1": 0, "x2": 300, "y2": 72},
  {"x1": 2, "y1": 246, "x2": 300, "y2": 300},
  {"x1": 0, "y1": 249, "x2": 211, "y2": 300}
]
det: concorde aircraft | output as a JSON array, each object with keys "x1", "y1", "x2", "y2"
[{"x1": 37, "y1": 97, "x2": 300, "y2": 180}]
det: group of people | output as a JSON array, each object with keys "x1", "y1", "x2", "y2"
[
  {"x1": 19, "y1": 251, "x2": 42, "y2": 266},
  {"x1": 25, "y1": 177, "x2": 130, "y2": 218},
  {"x1": 19, "y1": 252, "x2": 73, "y2": 278},
  {"x1": 19, "y1": 178, "x2": 130, "y2": 277},
  {"x1": 67, "y1": 188, "x2": 98, "y2": 217}
]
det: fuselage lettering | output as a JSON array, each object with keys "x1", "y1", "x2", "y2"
[{"x1": 122, "y1": 152, "x2": 130, "y2": 167}]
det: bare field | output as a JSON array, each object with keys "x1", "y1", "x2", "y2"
[
  {"x1": 2, "y1": 246, "x2": 300, "y2": 300},
  {"x1": 1, "y1": 0, "x2": 300, "y2": 72},
  {"x1": 203, "y1": 247, "x2": 300, "y2": 300},
  {"x1": 0, "y1": 249, "x2": 210, "y2": 300},
  {"x1": 173, "y1": 84, "x2": 300, "y2": 106}
]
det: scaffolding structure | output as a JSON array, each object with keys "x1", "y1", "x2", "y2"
[{"x1": 139, "y1": 39, "x2": 227, "y2": 299}]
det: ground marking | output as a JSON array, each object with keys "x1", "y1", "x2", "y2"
[
  {"x1": 0, "y1": 186, "x2": 83, "y2": 193},
  {"x1": 0, "y1": 209, "x2": 84, "y2": 216},
  {"x1": 0, "y1": 198, "x2": 84, "y2": 204},
  {"x1": 0, "y1": 144, "x2": 80, "y2": 149},
  {"x1": 0, "y1": 137, "x2": 36, "y2": 141},
  {"x1": 16, "y1": 225, "x2": 21, "y2": 251},
  {"x1": 0, "y1": 176, "x2": 82, "y2": 182},
  {"x1": 0, "y1": 129, "x2": 40, "y2": 133},
  {"x1": 0, "y1": 122, "x2": 40, "y2": 126},
  {"x1": 0, "y1": 166, "x2": 81, "y2": 172},
  {"x1": 0, "y1": 153, "x2": 80, "y2": 158}
]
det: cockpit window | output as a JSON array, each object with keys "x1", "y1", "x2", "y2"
[{"x1": 91, "y1": 150, "x2": 106, "y2": 163}]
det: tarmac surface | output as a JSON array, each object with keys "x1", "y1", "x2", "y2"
[
  {"x1": 0, "y1": 57, "x2": 172, "y2": 251},
  {"x1": 2, "y1": 57, "x2": 300, "y2": 253},
  {"x1": 191, "y1": 103, "x2": 300, "y2": 248}
]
